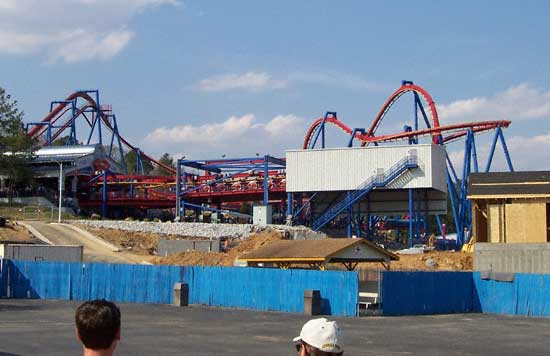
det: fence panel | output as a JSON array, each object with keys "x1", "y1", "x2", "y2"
[
  {"x1": 4, "y1": 260, "x2": 359, "y2": 316},
  {"x1": 381, "y1": 271, "x2": 475, "y2": 315},
  {"x1": 186, "y1": 266, "x2": 358, "y2": 316},
  {"x1": 0, "y1": 259, "x2": 7, "y2": 297},
  {"x1": 473, "y1": 272, "x2": 550, "y2": 317}
]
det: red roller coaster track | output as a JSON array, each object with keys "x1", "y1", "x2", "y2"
[
  {"x1": 303, "y1": 82, "x2": 510, "y2": 149},
  {"x1": 27, "y1": 91, "x2": 176, "y2": 174}
]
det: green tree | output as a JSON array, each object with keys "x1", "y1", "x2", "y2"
[
  {"x1": 124, "y1": 149, "x2": 153, "y2": 175},
  {"x1": 0, "y1": 87, "x2": 35, "y2": 197},
  {"x1": 155, "y1": 153, "x2": 176, "y2": 176},
  {"x1": 52, "y1": 135, "x2": 71, "y2": 146}
]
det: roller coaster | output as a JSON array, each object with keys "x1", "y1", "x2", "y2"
[{"x1": 26, "y1": 80, "x2": 513, "y2": 247}]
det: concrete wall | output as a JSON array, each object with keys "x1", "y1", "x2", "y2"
[
  {"x1": 474, "y1": 243, "x2": 550, "y2": 273},
  {"x1": 0, "y1": 244, "x2": 83, "y2": 262},
  {"x1": 157, "y1": 239, "x2": 220, "y2": 256}
]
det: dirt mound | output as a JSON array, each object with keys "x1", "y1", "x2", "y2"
[
  {"x1": 0, "y1": 221, "x2": 36, "y2": 243},
  {"x1": 154, "y1": 230, "x2": 284, "y2": 266},
  {"x1": 392, "y1": 251, "x2": 473, "y2": 271},
  {"x1": 77, "y1": 226, "x2": 172, "y2": 255}
]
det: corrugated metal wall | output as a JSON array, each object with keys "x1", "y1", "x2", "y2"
[
  {"x1": 473, "y1": 272, "x2": 550, "y2": 316},
  {"x1": 286, "y1": 144, "x2": 447, "y2": 192},
  {"x1": 0, "y1": 259, "x2": 7, "y2": 297},
  {"x1": 1, "y1": 244, "x2": 83, "y2": 262},
  {"x1": 2, "y1": 260, "x2": 359, "y2": 317},
  {"x1": 381, "y1": 271, "x2": 477, "y2": 315}
]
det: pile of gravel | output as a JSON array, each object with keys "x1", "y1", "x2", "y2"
[{"x1": 71, "y1": 220, "x2": 266, "y2": 240}]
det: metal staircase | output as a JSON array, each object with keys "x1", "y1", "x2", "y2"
[{"x1": 312, "y1": 154, "x2": 418, "y2": 231}]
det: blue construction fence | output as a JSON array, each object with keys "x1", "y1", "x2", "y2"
[
  {"x1": 0, "y1": 259, "x2": 359, "y2": 317},
  {"x1": 381, "y1": 271, "x2": 550, "y2": 317}
]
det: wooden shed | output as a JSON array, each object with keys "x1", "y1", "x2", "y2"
[
  {"x1": 237, "y1": 238, "x2": 399, "y2": 270},
  {"x1": 468, "y1": 171, "x2": 550, "y2": 243}
]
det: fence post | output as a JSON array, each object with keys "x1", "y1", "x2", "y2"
[
  {"x1": 304, "y1": 290, "x2": 321, "y2": 315},
  {"x1": 173, "y1": 282, "x2": 189, "y2": 307}
]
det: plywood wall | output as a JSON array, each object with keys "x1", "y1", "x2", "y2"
[
  {"x1": 505, "y1": 202, "x2": 546, "y2": 243},
  {"x1": 488, "y1": 203, "x2": 505, "y2": 243}
]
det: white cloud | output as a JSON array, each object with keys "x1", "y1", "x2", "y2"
[
  {"x1": 197, "y1": 72, "x2": 288, "y2": 92},
  {"x1": 143, "y1": 113, "x2": 306, "y2": 158},
  {"x1": 288, "y1": 71, "x2": 389, "y2": 92},
  {"x1": 437, "y1": 84, "x2": 550, "y2": 123},
  {"x1": 49, "y1": 30, "x2": 134, "y2": 63},
  {"x1": 264, "y1": 114, "x2": 301, "y2": 136},
  {"x1": 196, "y1": 70, "x2": 387, "y2": 93},
  {"x1": 0, "y1": 0, "x2": 178, "y2": 62}
]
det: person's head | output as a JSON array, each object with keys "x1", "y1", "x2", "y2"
[
  {"x1": 75, "y1": 299, "x2": 121, "y2": 353},
  {"x1": 293, "y1": 318, "x2": 344, "y2": 356}
]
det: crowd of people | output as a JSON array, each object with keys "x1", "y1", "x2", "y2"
[{"x1": 75, "y1": 299, "x2": 344, "y2": 356}]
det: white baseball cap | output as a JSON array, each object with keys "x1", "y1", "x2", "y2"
[{"x1": 293, "y1": 318, "x2": 344, "y2": 353}]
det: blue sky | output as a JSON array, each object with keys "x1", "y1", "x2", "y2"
[{"x1": 1, "y1": 0, "x2": 549, "y2": 170}]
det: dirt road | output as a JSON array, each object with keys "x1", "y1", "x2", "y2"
[{"x1": 23, "y1": 221, "x2": 139, "y2": 264}]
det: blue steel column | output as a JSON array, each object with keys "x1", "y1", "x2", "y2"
[
  {"x1": 95, "y1": 91, "x2": 103, "y2": 145},
  {"x1": 71, "y1": 99, "x2": 77, "y2": 144},
  {"x1": 498, "y1": 127, "x2": 514, "y2": 172},
  {"x1": 347, "y1": 192, "x2": 352, "y2": 238},
  {"x1": 286, "y1": 192, "x2": 293, "y2": 216},
  {"x1": 485, "y1": 129, "x2": 500, "y2": 172},
  {"x1": 182, "y1": 170, "x2": 186, "y2": 218},
  {"x1": 263, "y1": 155, "x2": 269, "y2": 205},
  {"x1": 356, "y1": 201, "x2": 361, "y2": 238},
  {"x1": 408, "y1": 188, "x2": 414, "y2": 247},
  {"x1": 176, "y1": 160, "x2": 181, "y2": 221},
  {"x1": 102, "y1": 170, "x2": 107, "y2": 218}
]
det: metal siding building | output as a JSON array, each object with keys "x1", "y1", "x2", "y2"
[
  {"x1": 0, "y1": 244, "x2": 83, "y2": 262},
  {"x1": 286, "y1": 144, "x2": 447, "y2": 193}
]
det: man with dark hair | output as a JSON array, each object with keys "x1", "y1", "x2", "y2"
[
  {"x1": 75, "y1": 299, "x2": 121, "y2": 356},
  {"x1": 293, "y1": 318, "x2": 344, "y2": 356}
]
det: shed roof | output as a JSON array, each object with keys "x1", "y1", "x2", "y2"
[
  {"x1": 238, "y1": 238, "x2": 399, "y2": 263},
  {"x1": 468, "y1": 171, "x2": 550, "y2": 198}
]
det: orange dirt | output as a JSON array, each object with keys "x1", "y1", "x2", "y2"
[
  {"x1": 0, "y1": 221, "x2": 37, "y2": 243},
  {"x1": 75, "y1": 224, "x2": 473, "y2": 271},
  {"x1": 75, "y1": 225, "x2": 196, "y2": 255},
  {"x1": 394, "y1": 250, "x2": 473, "y2": 271},
  {"x1": 153, "y1": 230, "x2": 284, "y2": 266}
]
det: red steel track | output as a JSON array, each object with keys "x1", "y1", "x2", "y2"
[
  {"x1": 303, "y1": 82, "x2": 510, "y2": 149},
  {"x1": 28, "y1": 92, "x2": 176, "y2": 174}
]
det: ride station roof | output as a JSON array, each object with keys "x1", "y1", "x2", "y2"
[
  {"x1": 468, "y1": 171, "x2": 550, "y2": 198},
  {"x1": 237, "y1": 238, "x2": 398, "y2": 271}
]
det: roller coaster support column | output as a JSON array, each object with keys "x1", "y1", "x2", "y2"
[
  {"x1": 408, "y1": 188, "x2": 414, "y2": 248},
  {"x1": 355, "y1": 202, "x2": 361, "y2": 238},
  {"x1": 346, "y1": 192, "x2": 352, "y2": 238},
  {"x1": 102, "y1": 170, "x2": 108, "y2": 218},
  {"x1": 176, "y1": 160, "x2": 182, "y2": 221},
  {"x1": 81, "y1": 90, "x2": 102, "y2": 146},
  {"x1": 263, "y1": 155, "x2": 269, "y2": 205},
  {"x1": 311, "y1": 112, "x2": 337, "y2": 149},
  {"x1": 286, "y1": 192, "x2": 294, "y2": 217},
  {"x1": 486, "y1": 126, "x2": 514, "y2": 172}
]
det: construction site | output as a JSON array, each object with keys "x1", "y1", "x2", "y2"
[
  {"x1": 2, "y1": 81, "x2": 522, "y2": 274},
  {"x1": 2, "y1": 78, "x2": 550, "y2": 355}
]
